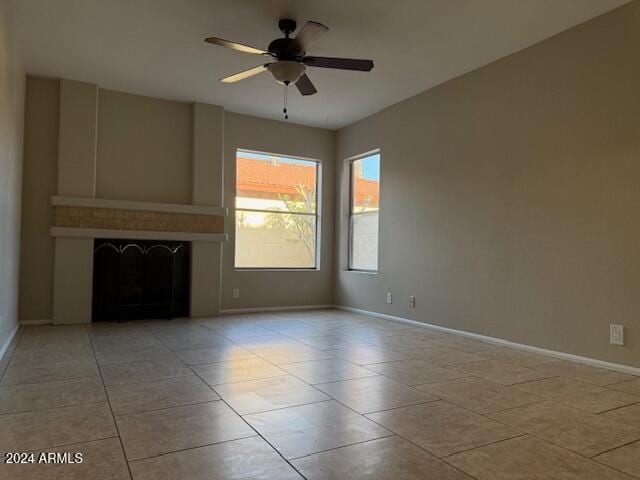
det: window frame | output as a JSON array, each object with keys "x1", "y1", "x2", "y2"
[
  {"x1": 348, "y1": 150, "x2": 381, "y2": 273},
  {"x1": 234, "y1": 148, "x2": 322, "y2": 271}
]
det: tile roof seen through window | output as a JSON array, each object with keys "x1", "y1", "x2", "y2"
[{"x1": 236, "y1": 157, "x2": 379, "y2": 207}]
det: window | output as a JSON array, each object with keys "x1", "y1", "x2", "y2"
[
  {"x1": 235, "y1": 150, "x2": 319, "y2": 269},
  {"x1": 349, "y1": 152, "x2": 380, "y2": 271}
]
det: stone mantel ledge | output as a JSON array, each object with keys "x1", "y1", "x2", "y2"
[{"x1": 51, "y1": 196, "x2": 228, "y2": 243}]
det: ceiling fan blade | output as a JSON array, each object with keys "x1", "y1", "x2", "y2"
[
  {"x1": 204, "y1": 36, "x2": 268, "y2": 55},
  {"x1": 292, "y1": 21, "x2": 329, "y2": 53},
  {"x1": 303, "y1": 56, "x2": 374, "y2": 71},
  {"x1": 295, "y1": 74, "x2": 317, "y2": 96},
  {"x1": 220, "y1": 64, "x2": 269, "y2": 83}
]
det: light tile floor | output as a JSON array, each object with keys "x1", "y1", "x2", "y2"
[{"x1": 0, "y1": 309, "x2": 639, "y2": 479}]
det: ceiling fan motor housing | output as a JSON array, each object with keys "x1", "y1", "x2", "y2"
[{"x1": 268, "y1": 37, "x2": 303, "y2": 60}]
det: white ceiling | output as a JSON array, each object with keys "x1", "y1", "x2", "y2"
[{"x1": 14, "y1": 0, "x2": 629, "y2": 129}]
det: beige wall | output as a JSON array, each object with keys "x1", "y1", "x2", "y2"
[
  {"x1": 0, "y1": 0, "x2": 24, "y2": 352},
  {"x1": 336, "y1": 2, "x2": 640, "y2": 367},
  {"x1": 97, "y1": 90, "x2": 192, "y2": 204},
  {"x1": 222, "y1": 112, "x2": 335, "y2": 310}
]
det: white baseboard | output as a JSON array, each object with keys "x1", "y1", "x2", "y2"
[
  {"x1": 220, "y1": 304, "x2": 333, "y2": 315},
  {"x1": 335, "y1": 305, "x2": 640, "y2": 377},
  {"x1": 0, "y1": 323, "x2": 20, "y2": 363},
  {"x1": 20, "y1": 319, "x2": 52, "y2": 326}
]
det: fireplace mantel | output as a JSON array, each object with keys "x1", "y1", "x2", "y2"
[{"x1": 50, "y1": 195, "x2": 228, "y2": 243}]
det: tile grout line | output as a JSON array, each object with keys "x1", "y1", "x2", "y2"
[
  {"x1": 86, "y1": 324, "x2": 136, "y2": 480},
  {"x1": 588, "y1": 437, "x2": 640, "y2": 459},
  {"x1": 0, "y1": 399, "x2": 108, "y2": 417},
  {"x1": 603, "y1": 378, "x2": 640, "y2": 388},
  {"x1": 437, "y1": 432, "x2": 530, "y2": 467},
  {"x1": 112, "y1": 397, "x2": 224, "y2": 418},
  {"x1": 124, "y1": 433, "x2": 258, "y2": 463},
  {"x1": 596, "y1": 401, "x2": 640, "y2": 416},
  {"x1": 0, "y1": 373, "x2": 101, "y2": 387},
  {"x1": 18, "y1": 435, "x2": 122, "y2": 455},
  {"x1": 101, "y1": 372, "x2": 195, "y2": 389},
  {"x1": 471, "y1": 398, "x2": 549, "y2": 416},
  {"x1": 237, "y1": 398, "x2": 335, "y2": 417},
  {"x1": 286, "y1": 433, "x2": 396, "y2": 461}
]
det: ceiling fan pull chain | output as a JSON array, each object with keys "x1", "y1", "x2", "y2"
[{"x1": 283, "y1": 84, "x2": 289, "y2": 120}]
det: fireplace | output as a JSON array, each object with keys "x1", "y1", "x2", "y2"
[{"x1": 92, "y1": 239, "x2": 190, "y2": 321}]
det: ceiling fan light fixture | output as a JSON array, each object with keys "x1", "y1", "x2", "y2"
[{"x1": 267, "y1": 61, "x2": 305, "y2": 85}]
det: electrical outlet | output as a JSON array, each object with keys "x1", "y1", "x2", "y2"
[
  {"x1": 232, "y1": 288, "x2": 240, "y2": 299},
  {"x1": 610, "y1": 324, "x2": 624, "y2": 346},
  {"x1": 386, "y1": 292, "x2": 392, "y2": 304},
  {"x1": 409, "y1": 296, "x2": 415, "y2": 308}
]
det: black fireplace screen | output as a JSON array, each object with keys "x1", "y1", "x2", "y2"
[{"x1": 92, "y1": 239, "x2": 190, "y2": 321}]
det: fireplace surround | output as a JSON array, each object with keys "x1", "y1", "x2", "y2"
[{"x1": 50, "y1": 196, "x2": 227, "y2": 324}]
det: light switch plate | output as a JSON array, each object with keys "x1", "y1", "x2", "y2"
[
  {"x1": 386, "y1": 292, "x2": 392, "y2": 304},
  {"x1": 610, "y1": 324, "x2": 624, "y2": 346},
  {"x1": 409, "y1": 296, "x2": 416, "y2": 308},
  {"x1": 232, "y1": 288, "x2": 240, "y2": 299}
]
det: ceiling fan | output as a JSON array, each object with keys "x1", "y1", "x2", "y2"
[{"x1": 204, "y1": 18, "x2": 374, "y2": 99}]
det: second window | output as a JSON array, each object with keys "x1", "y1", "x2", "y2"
[{"x1": 349, "y1": 152, "x2": 380, "y2": 271}]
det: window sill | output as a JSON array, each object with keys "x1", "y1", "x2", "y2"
[
  {"x1": 345, "y1": 269, "x2": 378, "y2": 275},
  {"x1": 235, "y1": 268, "x2": 320, "y2": 272}
]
